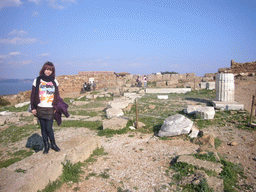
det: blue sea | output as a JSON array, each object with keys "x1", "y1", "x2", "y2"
[{"x1": 0, "y1": 82, "x2": 33, "y2": 96}]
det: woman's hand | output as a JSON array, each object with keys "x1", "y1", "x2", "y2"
[{"x1": 31, "y1": 109, "x2": 37, "y2": 115}]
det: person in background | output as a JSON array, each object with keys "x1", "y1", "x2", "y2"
[
  {"x1": 143, "y1": 75, "x2": 147, "y2": 88},
  {"x1": 30, "y1": 62, "x2": 61, "y2": 154},
  {"x1": 92, "y1": 81, "x2": 96, "y2": 91}
]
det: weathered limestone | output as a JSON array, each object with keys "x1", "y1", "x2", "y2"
[
  {"x1": 158, "y1": 114, "x2": 193, "y2": 137},
  {"x1": 72, "y1": 101, "x2": 89, "y2": 106},
  {"x1": 103, "y1": 117, "x2": 128, "y2": 130},
  {"x1": 199, "y1": 82, "x2": 207, "y2": 89},
  {"x1": 206, "y1": 82, "x2": 215, "y2": 90},
  {"x1": 0, "y1": 135, "x2": 101, "y2": 192},
  {"x1": 184, "y1": 105, "x2": 202, "y2": 114},
  {"x1": 212, "y1": 73, "x2": 244, "y2": 110},
  {"x1": 216, "y1": 73, "x2": 235, "y2": 102},
  {"x1": 196, "y1": 107, "x2": 215, "y2": 120},
  {"x1": 177, "y1": 155, "x2": 222, "y2": 174},
  {"x1": 108, "y1": 97, "x2": 133, "y2": 109},
  {"x1": 106, "y1": 108, "x2": 124, "y2": 119},
  {"x1": 157, "y1": 95, "x2": 168, "y2": 99},
  {"x1": 146, "y1": 88, "x2": 191, "y2": 94},
  {"x1": 14, "y1": 101, "x2": 30, "y2": 108},
  {"x1": 188, "y1": 126, "x2": 200, "y2": 138},
  {"x1": 185, "y1": 105, "x2": 215, "y2": 120}
]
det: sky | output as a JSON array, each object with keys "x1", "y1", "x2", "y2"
[{"x1": 0, "y1": 0, "x2": 256, "y2": 79}]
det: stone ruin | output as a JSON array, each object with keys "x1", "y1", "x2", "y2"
[
  {"x1": 218, "y1": 59, "x2": 256, "y2": 76},
  {"x1": 212, "y1": 73, "x2": 244, "y2": 110}
]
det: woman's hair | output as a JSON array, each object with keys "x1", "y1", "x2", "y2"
[{"x1": 39, "y1": 61, "x2": 56, "y2": 77}]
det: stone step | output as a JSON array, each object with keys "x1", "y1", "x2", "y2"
[
  {"x1": 177, "y1": 155, "x2": 222, "y2": 174},
  {"x1": 0, "y1": 135, "x2": 101, "y2": 192}
]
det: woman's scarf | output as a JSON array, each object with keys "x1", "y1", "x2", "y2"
[{"x1": 41, "y1": 74, "x2": 55, "y2": 82}]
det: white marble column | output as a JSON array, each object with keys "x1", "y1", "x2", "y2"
[{"x1": 215, "y1": 73, "x2": 235, "y2": 102}]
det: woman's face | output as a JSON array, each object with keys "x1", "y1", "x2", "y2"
[{"x1": 44, "y1": 69, "x2": 53, "y2": 76}]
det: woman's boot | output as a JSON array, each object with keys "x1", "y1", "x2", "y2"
[
  {"x1": 43, "y1": 140, "x2": 49, "y2": 154},
  {"x1": 50, "y1": 139, "x2": 60, "y2": 152}
]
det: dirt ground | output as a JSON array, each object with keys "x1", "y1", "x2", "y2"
[{"x1": 54, "y1": 77, "x2": 256, "y2": 192}]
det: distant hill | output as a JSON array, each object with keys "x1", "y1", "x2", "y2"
[{"x1": 0, "y1": 79, "x2": 34, "y2": 83}]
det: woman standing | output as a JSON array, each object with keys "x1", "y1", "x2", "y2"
[{"x1": 30, "y1": 61, "x2": 61, "y2": 154}]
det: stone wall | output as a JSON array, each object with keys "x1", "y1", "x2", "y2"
[
  {"x1": 57, "y1": 71, "x2": 119, "y2": 94},
  {"x1": 218, "y1": 60, "x2": 256, "y2": 76},
  {"x1": 1, "y1": 71, "x2": 217, "y2": 105}
]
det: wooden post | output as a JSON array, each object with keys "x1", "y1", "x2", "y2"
[
  {"x1": 249, "y1": 95, "x2": 255, "y2": 127},
  {"x1": 135, "y1": 98, "x2": 139, "y2": 129}
]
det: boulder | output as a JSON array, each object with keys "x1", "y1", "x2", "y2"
[
  {"x1": 158, "y1": 114, "x2": 193, "y2": 137},
  {"x1": 106, "y1": 108, "x2": 124, "y2": 119},
  {"x1": 103, "y1": 117, "x2": 128, "y2": 130}
]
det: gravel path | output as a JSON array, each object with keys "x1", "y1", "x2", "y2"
[{"x1": 56, "y1": 132, "x2": 199, "y2": 192}]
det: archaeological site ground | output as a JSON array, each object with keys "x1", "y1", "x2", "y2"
[{"x1": 0, "y1": 60, "x2": 256, "y2": 192}]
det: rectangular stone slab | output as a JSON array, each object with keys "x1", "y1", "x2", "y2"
[
  {"x1": 0, "y1": 135, "x2": 101, "y2": 192},
  {"x1": 146, "y1": 88, "x2": 191, "y2": 94}
]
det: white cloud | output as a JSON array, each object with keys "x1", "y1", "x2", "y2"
[
  {"x1": 8, "y1": 60, "x2": 33, "y2": 67},
  {"x1": 21, "y1": 60, "x2": 33, "y2": 65},
  {"x1": 0, "y1": 0, "x2": 23, "y2": 9},
  {"x1": 38, "y1": 53, "x2": 50, "y2": 57},
  {"x1": 48, "y1": 0, "x2": 76, "y2": 9},
  {"x1": 28, "y1": 0, "x2": 40, "y2": 4},
  {"x1": 9, "y1": 29, "x2": 28, "y2": 36},
  {"x1": 9, "y1": 52, "x2": 21, "y2": 56},
  {"x1": 0, "y1": 37, "x2": 37, "y2": 45}
]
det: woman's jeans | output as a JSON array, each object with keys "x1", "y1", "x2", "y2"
[{"x1": 39, "y1": 118, "x2": 54, "y2": 141}]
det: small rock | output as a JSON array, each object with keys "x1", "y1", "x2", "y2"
[
  {"x1": 229, "y1": 142, "x2": 238, "y2": 146},
  {"x1": 148, "y1": 105, "x2": 155, "y2": 109}
]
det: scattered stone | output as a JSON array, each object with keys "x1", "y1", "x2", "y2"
[
  {"x1": 188, "y1": 126, "x2": 200, "y2": 138},
  {"x1": 102, "y1": 117, "x2": 128, "y2": 130},
  {"x1": 138, "y1": 89, "x2": 145, "y2": 94},
  {"x1": 129, "y1": 126, "x2": 136, "y2": 130},
  {"x1": 157, "y1": 95, "x2": 168, "y2": 99},
  {"x1": 228, "y1": 141, "x2": 238, "y2": 146},
  {"x1": 133, "y1": 121, "x2": 146, "y2": 128},
  {"x1": 184, "y1": 105, "x2": 202, "y2": 114},
  {"x1": 123, "y1": 103, "x2": 133, "y2": 112},
  {"x1": 14, "y1": 101, "x2": 30, "y2": 108},
  {"x1": 158, "y1": 114, "x2": 193, "y2": 137},
  {"x1": 148, "y1": 105, "x2": 156, "y2": 109},
  {"x1": 198, "y1": 135, "x2": 215, "y2": 148},
  {"x1": 107, "y1": 98, "x2": 132, "y2": 109},
  {"x1": 177, "y1": 155, "x2": 222, "y2": 174},
  {"x1": 106, "y1": 108, "x2": 124, "y2": 119},
  {"x1": 0, "y1": 111, "x2": 13, "y2": 116},
  {"x1": 72, "y1": 101, "x2": 89, "y2": 106},
  {"x1": 195, "y1": 107, "x2": 215, "y2": 120}
]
